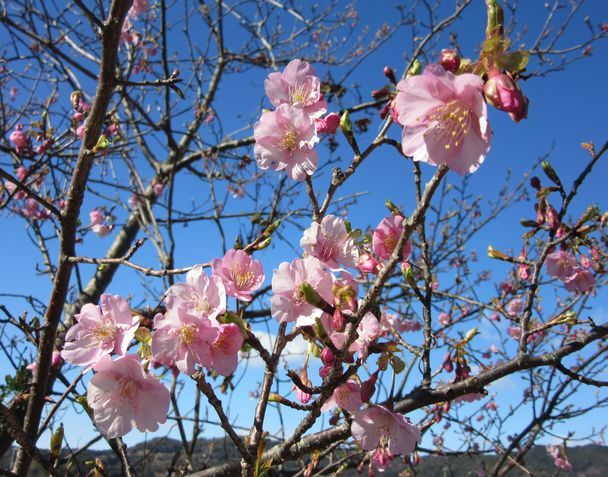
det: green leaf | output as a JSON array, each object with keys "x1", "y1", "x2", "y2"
[
  {"x1": 496, "y1": 50, "x2": 530, "y2": 72},
  {"x1": 392, "y1": 356, "x2": 406, "y2": 374}
]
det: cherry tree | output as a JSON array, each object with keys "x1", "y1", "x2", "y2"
[{"x1": 0, "y1": 1, "x2": 606, "y2": 476}]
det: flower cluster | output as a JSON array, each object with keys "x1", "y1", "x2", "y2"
[
  {"x1": 60, "y1": 248, "x2": 264, "y2": 438},
  {"x1": 254, "y1": 59, "x2": 341, "y2": 181},
  {"x1": 545, "y1": 250, "x2": 595, "y2": 293}
]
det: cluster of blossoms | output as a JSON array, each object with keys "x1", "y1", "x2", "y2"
[
  {"x1": 60, "y1": 248, "x2": 264, "y2": 438},
  {"x1": 254, "y1": 59, "x2": 342, "y2": 181},
  {"x1": 89, "y1": 208, "x2": 114, "y2": 238},
  {"x1": 270, "y1": 214, "x2": 420, "y2": 467},
  {"x1": 545, "y1": 249, "x2": 595, "y2": 293},
  {"x1": 1, "y1": 165, "x2": 61, "y2": 221},
  {"x1": 546, "y1": 444, "x2": 573, "y2": 471}
]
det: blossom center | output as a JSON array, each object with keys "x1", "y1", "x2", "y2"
[
  {"x1": 117, "y1": 376, "x2": 138, "y2": 403},
  {"x1": 289, "y1": 84, "x2": 308, "y2": 105},
  {"x1": 281, "y1": 128, "x2": 299, "y2": 152},
  {"x1": 179, "y1": 323, "x2": 198, "y2": 345},
  {"x1": 93, "y1": 324, "x2": 118, "y2": 343},
  {"x1": 231, "y1": 263, "x2": 255, "y2": 290},
  {"x1": 383, "y1": 234, "x2": 398, "y2": 254},
  {"x1": 427, "y1": 100, "x2": 471, "y2": 150}
]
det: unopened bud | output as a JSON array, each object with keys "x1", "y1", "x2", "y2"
[
  {"x1": 360, "y1": 372, "x2": 378, "y2": 403},
  {"x1": 320, "y1": 347, "x2": 335, "y2": 366},
  {"x1": 530, "y1": 176, "x2": 541, "y2": 190},
  {"x1": 50, "y1": 425, "x2": 64, "y2": 460},
  {"x1": 70, "y1": 91, "x2": 82, "y2": 110},
  {"x1": 383, "y1": 66, "x2": 396, "y2": 84},
  {"x1": 407, "y1": 59, "x2": 422, "y2": 77},
  {"x1": 254, "y1": 236, "x2": 272, "y2": 250},
  {"x1": 339, "y1": 110, "x2": 352, "y2": 134},
  {"x1": 439, "y1": 49, "x2": 460, "y2": 73},
  {"x1": 332, "y1": 308, "x2": 346, "y2": 332},
  {"x1": 484, "y1": 70, "x2": 526, "y2": 117}
]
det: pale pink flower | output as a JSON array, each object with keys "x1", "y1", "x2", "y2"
[
  {"x1": 128, "y1": 0, "x2": 148, "y2": 18},
  {"x1": 92, "y1": 223, "x2": 113, "y2": 237},
  {"x1": 508, "y1": 326, "x2": 521, "y2": 340},
  {"x1": 211, "y1": 249, "x2": 265, "y2": 301},
  {"x1": 128, "y1": 194, "x2": 141, "y2": 208},
  {"x1": 399, "y1": 318, "x2": 422, "y2": 332},
  {"x1": 151, "y1": 306, "x2": 218, "y2": 375},
  {"x1": 87, "y1": 354, "x2": 170, "y2": 438},
  {"x1": 210, "y1": 323, "x2": 244, "y2": 376},
  {"x1": 506, "y1": 298, "x2": 523, "y2": 317},
  {"x1": 485, "y1": 401, "x2": 498, "y2": 411},
  {"x1": 153, "y1": 182, "x2": 163, "y2": 197},
  {"x1": 546, "y1": 445, "x2": 572, "y2": 471},
  {"x1": 339, "y1": 312, "x2": 381, "y2": 360},
  {"x1": 314, "y1": 112, "x2": 340, "y2": 134},
  {"x1": 564, "y1": 268, "x2": 595, "y2": 293},
  {"x1": 394, "y1": 64, "x2": 491, "y2": 175},
  {"x1": 270, "y1": 256, "x2": 333, "y2": 326},
  {"x1": 264, "y1": 59, "x2": 327, "y2": 118},
  {"x1": 351, "y1": 405, "x2": 421, "y2": 456},
  {"x1": 165, "y1": 266, "x2": 226, "y2": 321},
  {"x1": 438, "y1": 312, "x2": 451, "y2": 326},
  {"x1": 546, "y1": 250, "x2": 578, "y2": 281},
  {"x1": 16, "y1": 166, "x2": 28, "y2": 181},
  {"x1": 372, "y1": 215, "x2": 412, "y2": 261},
  {"x1": 9, "y1": 125, "x2": 27, "y2": 154},
  {"x1": 89, "y1": 208, "x2": 104, "y2": 226},
  {"x1": 254, "y1": 104, "x2": 319, "y2": 181},
  {"x1": 321, "y1": 381, "x2": 364, "y2": 413},
  {"x1": 300, "y1": 215, "x2": 359, "y2": 268},
  {"x1": 22, "y1": 198, "x2": 40, "y2": 219},
  {"x1": 62, "y1": 294, "x2": 138, "y2": 371}
]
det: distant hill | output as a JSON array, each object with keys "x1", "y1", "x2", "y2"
[{"x1": 13, "y1": 438, "x2": 608, "y2": 476}]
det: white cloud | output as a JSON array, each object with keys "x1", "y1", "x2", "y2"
[{"x1": 241, "y1": 330, "x2": 308, "y2": 368}]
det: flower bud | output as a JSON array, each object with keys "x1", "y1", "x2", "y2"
[
  {"x1": 483, "y1": 70, "x2": 526, "y2": 117},
  {"x1": 439, "y1": 49, "x2": 461, "y2": 73},
  {"x1": 360, "y1": 372, "x2": 378, "y2": 403},
  {"x1": 331, "y1": 308, "x2": 346, "y2": 332},
  {"x1": 383, "y1": 66, "x2": 396, "y2": 84},
  {"x1": 320, "y1": 347, "x2": 335, "y2": 366}
]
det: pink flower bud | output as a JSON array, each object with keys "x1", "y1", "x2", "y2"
[
  {"x1": 320, "y1": 347, "x2": 335, "y2": 366},
  {"x1": 439, "y1": 49, "x2": 460, "y2": 73},
  {"x1": 360, "y1": 373, "x2": 378, "y2": 403},
  {"x1": 358, "y1": 252, "x2": 378, "y2": 275},
  {"x1": 314, "y1": 113, "x2": 340, "y2": 134},
  {"x1": 332, "y1": 308, "x2": 346, "y2": 332},
  {"x1": 483, "y1": 70, "x2": 527, "y2": 119},
  {"x1": 319, "y1": 364, "x2": 332, "y2": 379}
]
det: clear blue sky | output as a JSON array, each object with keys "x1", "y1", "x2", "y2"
[{"x1": 1, "y1": 0, "x2": 607, "y2": 455}]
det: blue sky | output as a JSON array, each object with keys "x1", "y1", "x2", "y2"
[{"x1": 1, "y1": 0, "x2": 607, "y2": 456}]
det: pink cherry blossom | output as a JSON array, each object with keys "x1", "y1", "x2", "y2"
[
  {"x1": 211, "y1": 249, "x2": 265, "y2": 301},
  {"x1": 270, "y1": 256, "x2": 333, "y2": 326},
  {"x1": 564, "y1": 268, "x2": 595, "y2": 293},
  {"x1": 372, "y1": 215, "x2": 412, "y2": 261},
  {"x1": 264, "y1": 59, "x2": 327, "y2": 118},
  {"x1": 438, "y1": 312, "x2": 451, "y2": 326},
  {"x1": 22, "y1": 198, "x2": 40, "y2": 219},
  {"x1": 89, "y1": 208, "x2": 104, "y2": 226},
  {"x1": 546, "y1": 445, "x2": 572, "y2": 471},
  {"x1": 254, "y1": 104, "x2": 319, "y2": 181},
  {"x1": 300, "y1": 215, "x2": 359, "y2": 268},
  {"x1": 87, "y1": 354, "x2": 170, "y2": 438},
  {"x1": 151, "y1": 306, "x2": 218, "y2": 375},
  {"x1": 508, "y1": 326, "x2": 521, "y2": 340},
  {"x1": 76, "y1": 124, "x2": 86, "y2": 139},
  {"x1": 16, "y1": 166, "x2": 28, "y2": 181},
  {"x1": 210, "y1": 323, "x2": 244, "y2": 376},
  {"x1": 9, "y1": 125, "x2": 28, "y2": 154},
  {"x1": 165, "y1": 266, "x2": 226, "y2": 321},
  {"x1": 314, "y1": 112, "x2": 340, "y2": 134},
  {"x1": 483, "y1": 70, "x2": 526, "y2": 116},
  {"x1": 153, "y1": 182, "x2": 164, "y2": 197},
  {"x1": 61, "y1": 294, "x2": 139, "y2": 371},
  {"x1": 394, "y1": 64, "x2": 491, "y2": 175},
  {"x1": 330, "y1": 312, "x2": 381, "y2": 360},
  {"x1": 128, "y1": 0, "x2": 148, "y2": 18},
  {"x1": 351, "y1": 405, "x2": 420, "y2": 456},
  {"x1": 321, "y1": 381, "x2": 364, "y2": 413},
  {"x1": 506, "y1": 298, "x2": 523, "y2": 317},
  {"x1": 546, "y1": 250, "x2": 578, "y2": 281}
]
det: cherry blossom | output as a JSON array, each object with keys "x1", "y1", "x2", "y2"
[
  {"x1": 209, "y1": 323, "x2": 244, "y2": 376},
  {"x1": 300, "y1": 215, "x2": 359, "y2": 268},
  {"x1": 254, "y1": 104, "x2": 319, "y2": 181},
  {"x1": 321, "y1": 381, "x2": 364, "y2": 413},
  {"x1": 165, "y1": 266, "x2": 226, "y2": 321},
  {"x1": 264, "y1": 59, "x2": 327, "y2": 118},
  {"x1": 314, "y1": 112, "x2": 340, "y2": 134},
  {"x1": 270, "y1": 256, "x2": 333, "y2": 326},
  {"x1": 351, "y1": 405, "x2": 420, "y2": 456},
  {"x1": 211, "y1": 248, "x2": 265, "y2": 301},
  {"x1": 151, "y1": 306, "x2": 218, "y2": 375},
  {"x1": 372, "y1": 214, "x2": 412, "y2": 261},
  {"x1": 61, "y1": 294, "x2": 138, "y2": 371},
  {"x1": 87, "y1": 355, "x2": 170, "y2": 438},
  {"x1": 394, "y1": 64, "x2": 491, "y2": 175}
]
